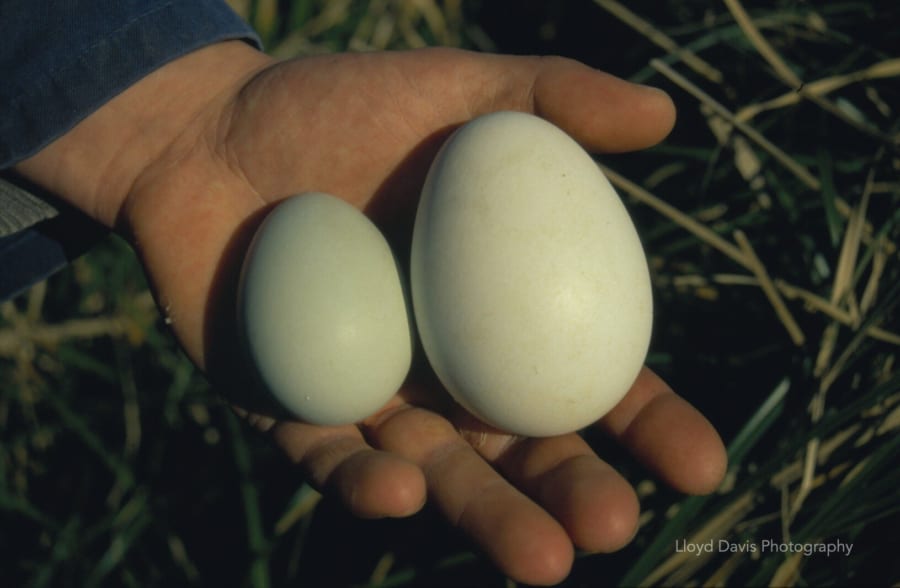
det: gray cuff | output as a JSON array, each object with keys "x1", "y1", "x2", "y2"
[{"x1": 0, "y1": 176, "x2": 59, "y2": 237}]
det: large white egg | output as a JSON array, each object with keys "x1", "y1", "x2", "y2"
[
  {"x1": 238, "y1": 193, "x2": 413, "y2": 425},
  {"x1": 411, "y1": 112, "x2": 653, "y2": 437}
]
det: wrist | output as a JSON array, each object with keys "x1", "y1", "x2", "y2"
[{"x1": 13, "y1": 41, "x2": 273, "y2": 229}]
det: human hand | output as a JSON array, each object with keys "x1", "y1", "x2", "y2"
[{"x1": 16, "y1": 42, "x2": 726, "y2": 585}]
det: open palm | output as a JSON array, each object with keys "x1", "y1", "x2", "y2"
[{"x1": 111, "y1": 46, "x2": 725, "y2": 585}]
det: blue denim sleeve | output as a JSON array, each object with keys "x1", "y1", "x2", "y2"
[
  {"x1": 0, "y1": 0, "x2": 262, "y2": 301},
  {"x1": 0, "y1": 0, "x2": 262, "y2": 168}
]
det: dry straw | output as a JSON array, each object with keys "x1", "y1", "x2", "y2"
[
  {"x1": 596, "y1": 2, "x2": 899, "y2": 586},
  {"x1": 592, "y1": 0, "x2": 723, "y2": 84}
]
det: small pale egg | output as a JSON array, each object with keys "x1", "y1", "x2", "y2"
[
  {"x1": 238, "y1": 192, "x2": 413, "y2": 425},
  {"x1": 411, "y1": 112, "x2": 653, "y2": 437}
]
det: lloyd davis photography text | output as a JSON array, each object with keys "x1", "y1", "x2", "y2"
[{"x1": 675, "y1": 539, "x2": 854, "y2": 557}]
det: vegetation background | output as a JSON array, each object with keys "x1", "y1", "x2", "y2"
[{"x1": 2, "y1": 0, "x2": 898, "y2": 586}]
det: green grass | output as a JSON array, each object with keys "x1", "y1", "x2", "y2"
[{"x1": 2, "y1": 1, "x2": 899, "y2": 586}]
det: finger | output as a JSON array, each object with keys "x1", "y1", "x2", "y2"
[
  {"x1": 266, "y1": 419, "x2": 426, "y2": 518},
  {"x1": 366, "y1": 405, "x2": 575, "y2": 586},
  {"x1": 599, "y1": 367, "x2": 727, "y2": 495},
  {"x1": 455, "y1": 411, "x2": 639, "y2": 554},
  {"x1": 528, "y1": 56, "x2": 677, "y2": 152},
  {"x1": 427, "y1": 49, "x2": 677, "y2": 152}
]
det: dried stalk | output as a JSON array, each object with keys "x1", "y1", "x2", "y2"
[
  {"x1": 734, "y1": 230, "x2": 806, "y2": 346},
  {"x1": 593, "y1": 0, "x2": 723, "y2": 83},
  {"x1": 736, "y1": 57, "x2": 900, "y2": 123},
  {"x1": 600, "y1": 164, "x2": 749, "y2": 267},
  {"x1": 650, "y1": 59, "x2": 821, "y2": 191},
  {"x1": 643, "y1": 492, "x2": 756, "y2": 586},
  {"x1": 605, "y1": 167, "x2": 900, "y2": 346},
  {"x1": 724, "y1": 0, "x2": 897, "y2": 143},
  {"x1": 723, "y1": 0, "x2": 802, "y2": 87}
]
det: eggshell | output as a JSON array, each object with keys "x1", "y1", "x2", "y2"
[
  {"x1": 411, "y1": 112, "x2": 653, "y2": 437},
  {"x1": 238, "y1": 193, "x2": 412, "y2": 425}
]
